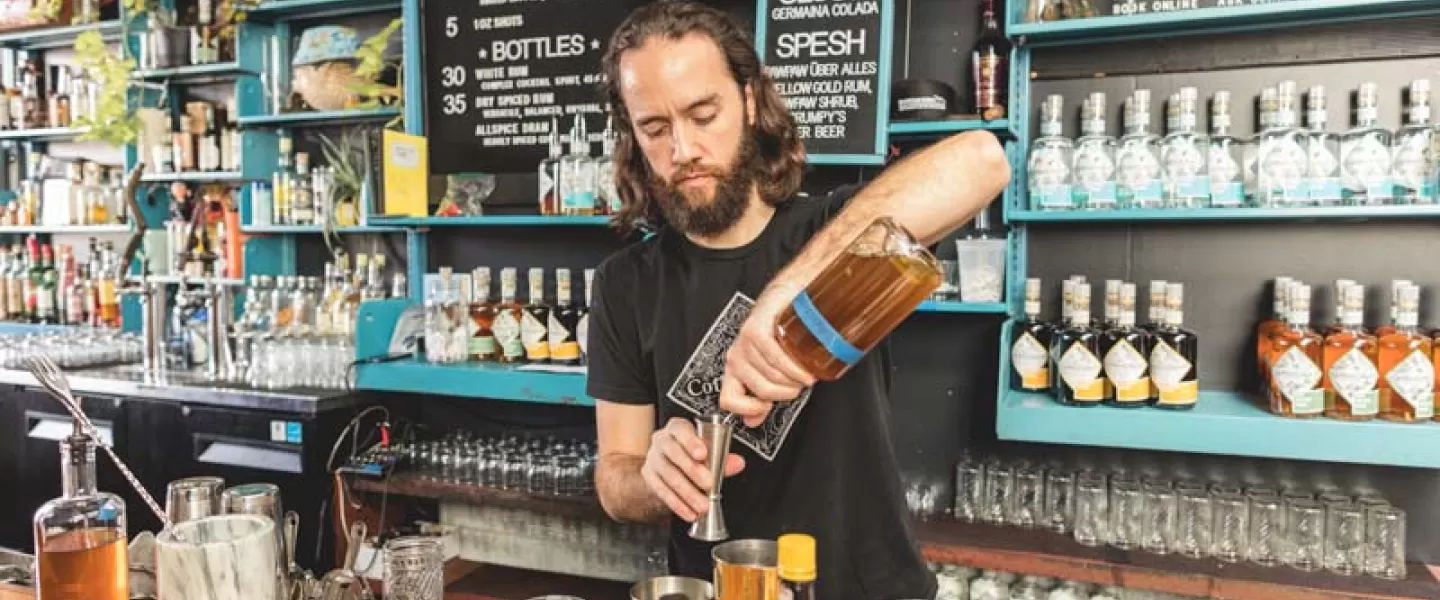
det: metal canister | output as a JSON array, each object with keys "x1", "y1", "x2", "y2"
[
  {"x1": 711, "y1": 540, "x2": 777, "y2": 600},
  {"x1": 630, "y1": 577, "x2": 711, "y2": 600},
  {"x1": 165, "y1": 476, "x2": 225, "y2": 524}
]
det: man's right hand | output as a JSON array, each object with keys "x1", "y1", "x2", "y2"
[{"x1": 641, "y1": 417, "x2": 746, "y2": 522}]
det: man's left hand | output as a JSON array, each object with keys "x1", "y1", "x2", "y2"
[{"x1": 719, "y1": 284, "x2": 817, "y2": 427}]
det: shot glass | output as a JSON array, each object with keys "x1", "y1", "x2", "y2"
[
  {"x1": 1246, "y1": 495, "x2": 1283, "y2": 566},
  {"x1": 1073, "y1": 473, "x2": 1109, "y2": 547},
  {"x1": 1141, "y1": 481, "x2": 1177, "y2": 555},
  {"x1": 1011, "y1": 466, "x2": 1045, "y2": 529},
  {"x1": 1212, "y1": 490, "x2": 1249, "y2": 563},
  {"x1": 1323, "y1": 504, "x2": 1365, "y2": 575},
  {"x1": 1363, "y1": 505, "x2": 1406, "y2": 580},
  {"x1": 954, "y1": 457, "x2": 986, "y2": 523},
  {"x1": 982, "y1": 462, "x2": 1015, "y2": 526},
  {"x1": 1175, "y1": 486, "x2": 1213, "y2": 558},
  {"x1": 1285, "y1": 498, "x2": 1325, "y2": 571},
  {"x1": 1108, "y1": 478, "x2": 1143, "y2": 550},
  {"x1": 1043, "y1": 471, "x2": 1076, "y2": 534}
]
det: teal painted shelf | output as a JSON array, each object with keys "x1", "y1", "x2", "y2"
[
  {"x1": 242, "y1": 224, "x2": 405, "y2": 234},
  {"x1": 0, "y1": 224, "x2": 130, "y2": 234},
  {"x1": 0, "y1": 20, "x2": 123, "y2": 49},
  {"x1": 370, "y1": 215, "x2": 612, "y2": 227},
  {"x1": 996, "y1": 389, "x2": 1440, "y2": 469},
  {"x1": 355, "y1": 359, "x2": 592, "y2": 405},
  {"x1": 237, "y1": 107, "x2": 401, "y2": 128},
  {"x1": 0, "y1": 322, "x2": 93, "y2": 336},
  {"x1": 1009, "y1": 205, "x2": 1440, "y2": 223},
  {"x1": 141, "y1": 171, "x2": 249, "y2": 183},
  {"x1": 244, "y1": 0, "x2": 401, "y2": 20},
  {"x1": 1009, "y1": 0, "x2": 1440, "y2": 45},
  {"x1": 135, "y1": 62, "x2": 251, "y2": 82},
  {"x1": 0, "y1": 126, "x2": 90, "y2": 141},
  {"x1": 916, "y1": 300, "x2": 1007, "y2": 314},
  {"x1": 888, "y1": 119, "x2": 1010, "y2": 137}
]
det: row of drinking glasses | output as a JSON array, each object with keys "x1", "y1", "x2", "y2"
[
  {"x1": 395, "y1": 431, "x2": 597, "y2": 497},
  {"x1": 244, "y1": 335, "x2": 354, "y2": 390},
  {"x1": 0, "y1": 330, "x2": 142, "y2": 369},
  {"x1": 954, "y1": 456, "x2": 1408, "y2": 580},
  {"x1": 931, "y1": 567, "x2": 1136, "y2": 600}
]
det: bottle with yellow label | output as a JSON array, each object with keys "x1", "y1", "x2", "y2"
[
  {"x1": 777, "y1": 533, "x2": 816, "y2": 600},
  {"x1": 521, "y1": 267, "x2": 551, "y2": 363},
  {"x1": 1151, "y1": 283, "x2": 1199, "y2": 409},
  {"x1": 1103, "y1": 283, "x2": 1152, "y2": 407},
  {"x1": 1053, "y1": 282, "x2": 1104, "y2": 406},
  {"x1": 547, "y1": 268, "x2": 582, "y2": 365},
  {"x1": 1011, "y1": 278, "x2": 1052, "y2": 392}
]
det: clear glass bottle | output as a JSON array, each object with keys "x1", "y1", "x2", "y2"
[
  {"x1": 1028, "y1": 94, "x2": 1073, "y2": 211},
  {"x1": 560, "y1": 115, "x2": 596, "y2": 216},
  {"x1": 1391, "y1": 79, "x2": 1433, "y2": 204},
  {"x1": 1208, "y1": 91, "x2": 1245, "y2": 208},
  {"x1": 1072, "y1": 92, "x2": 1117, "y2": 210},
  {"x1": 33, "y1": 426, "x2": 129, "y2": 600},
  {"x1": 1304, "y1": 85, "x2": 1343, "y2": 206},
  {"x1": 424, "y1": 267, "x2": 455, "y2": 364},
  {"x1": 493, "y1": 267, "x2": 525, "y2": 363},
  {"x1": 1116, "y1": 90, "x2": 1163, "y2": 209},
  {"x1": 1340, "y1": 82, "x2": 1394, "y2": 205},
  {"x1": 1257, "y1": 81, "x2": 1308, "y2": 207},
  {"x1": 1244, "y1": 87, "x2": 1275, "y2": 206},
  {"x1": 1161, "y1": 87, "x2": 1209, "y2": 208},
  {"x1": 595, "y1": 115, "x2": 619, "y2": 215},
  {"x1": 538, "y1": 117, "x2": 562, "y2": 216}
]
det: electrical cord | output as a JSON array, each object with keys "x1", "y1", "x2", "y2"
[{"x1": 343, "y1": 352, "x2": 414, "y2": 394}]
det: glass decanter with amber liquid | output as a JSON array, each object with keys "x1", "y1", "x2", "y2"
[
  {"x1": 1378, "y1": 284, "x2": 1433, "y2": 422},
  {"x1": 1267, "y1": 284, "x2": 1324, "y2": 418},
  {"x1": 775, "y1": 217, "x2": 941, "y2": 381},
  {"x1": 1373, "y1": 280, "x2": 1409, "y2": 339},
  {"x1": 1255, "y1": 276, "x2": 1292, "y2": 387},
  {"x1": 1010, "y1": 278, "x2": 1052, "y2": 393},
  {"x1": 33, "y1": 424, "x2": 128, "y2": 600},
  {"x1": 1103, "y1": 283, "x2": 1152, "y2": 408},
  {"x1": 1053, "y1": 282, "x2": 1103, "y2": 406},
  {"x1": 1150, "y1": 283, "x2": 1199, "y2": 410},
  {"x1": 1322, "y1": 283, "x2": 1378, "y2": 421},
  {"x1": 468, "y1": 267, "x2": 498, "y2": 361}
]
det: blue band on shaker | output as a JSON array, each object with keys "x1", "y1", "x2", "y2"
[{"x1": 791, "y1": 290, "x2": 863, "y2": 366}]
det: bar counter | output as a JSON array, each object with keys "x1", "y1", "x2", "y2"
[{"x1": 0, "y1": 365, "x2": 362, "y2": 415}]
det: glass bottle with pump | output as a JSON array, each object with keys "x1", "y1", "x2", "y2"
[
  {"x1": 1323, "y1": 283, "x2": 1379, "y2": 421},
  {"x1": 1053, "y1": 282, "x2": 1102, "y2": 406},
  {"x1": 1267, "y1": 284, "x2": 1324, "y2": 418},
  {"x1": 1011, "y1": 278, "x2": 1052, "y2": 393},
  {"x1": 538, "y1": 118, "x2": 562, "y2": 216},
  {"x1": 548, "y1": 268, "x2": 582, "y2": 365},
  {"x1": 561, "y1": 116, "x2": 596, "y2": 216},
  {"x1": 1304, "y1": 86, "x2": 1343, "y2": 206},
  {"x1": 1340, "y1": 82, "x2": 1393, "y2": 205},
  {"x1": 1151, "y1": 283, "x2": 1198, "y2": 409},
  {"x1": 469, "y1": 267, "x2": 498, "y2": 361},
  {"x1": 493, "y1": 268, "x2": 525, "y2": 363},
  {"x1": 1160, "y1": 87, "x2": 1209, "y2": 207},
  {"x1": 1208, "y1": 92, "x2": 1245, "y2": 208},
  {"x1": 1378, "y1": 284, "x2": 1433, "y2": 422},
  {"x1": 1028, "y1": 95, "x2": 1073, "y2": 211},
  {"x1": 1103, "y1": 283, "x2": 1151, "y2": 407},
  {"x1": 1072, "y1": 92, "x2": 1117, "y2": 210},
  {"x1": 1116, "y1": 90, "x2": 1163, "y2": 209},
  {"x1": 1257, "y1": 81, "x2": 1308, "y2": 207},
  {"x1": 33, "y1": 425, "x2": 129, "y2": 600},
  {"x1": 1392, "y1": 79, "x2": 1433, "y2": 204},
  {"x1": 521, "y1": 268, "x2": 551, "y2": 363}
]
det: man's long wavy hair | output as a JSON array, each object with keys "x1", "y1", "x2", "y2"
[{"x1": 600, "y1": 1, "x2": 805, "y2": 235}]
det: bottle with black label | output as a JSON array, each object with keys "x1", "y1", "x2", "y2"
[
  {"x1": 1102, "y1": 283, "x2": 1152, "y2": 407},
  {"x1": 538, "y1": 117, "x2": 562, "y2": 216},
  {"x1": 521, "y1": 267, "x2": 550, "y2": 363},
  {"x1": 548, "y1": 268, "x2": 582, "y2": 365},
  {"x1": 1152, "y1": 283, "x2": 1200, "y2": 410},
  {"x1": 971, "y1": 0, "x2": 1009, "y2": 119},
  {"x1": 1010, "y1": 278, "x2": 1051, "y2": 392},
  {"x1": 1053, "y1": 282, "x2": 1103, "y2": 406}
]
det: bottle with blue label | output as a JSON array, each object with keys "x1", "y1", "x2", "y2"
[
  {"x1": 1207, "y1": 91, "x2": 1245, "y2": 208},
  {"x1": 560, "y1": 115, "x2": 597, "y2": 216},
  {"x1": 1392, "y1": 79, "x2": 1433, "y2": 204},
  {"x1": 1340, "y1": 83, "x2": 1393, "y2": 205},
  {"x1": 1028, "y1": 94, "x2": 1074, "y2": 211},
  {"x1": 1116, "y1": 90, "x2": 1163, "y2": 209},
  {"x1": 1303, "y1": 86, "x2": 1343, "y2": 206}
]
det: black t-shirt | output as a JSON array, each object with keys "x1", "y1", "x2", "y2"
[{"x1": 586, "y1": 187, "x2": 936, "y2": 600}]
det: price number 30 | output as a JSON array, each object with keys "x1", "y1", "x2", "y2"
[
  {"x1": 441, "y1": 65, "x2": 467, "y2": 88},
  {"x1": 442, "y1": 93, "x2": 467, "y2": 116}
]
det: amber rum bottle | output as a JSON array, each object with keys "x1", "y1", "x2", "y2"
[
  {"x1": 1053, "y1": 282, "x2": 1103, "y2": 406},
  {"x1": 1324, "y1": 279, "x2": 1356, "y2": 335},
  {"x1": 521, "y1": 267, "x2": 551, "y2": 363},
  {"x1": 1373, "y1": 280, "x2": 1409, "y2": 339},
  {"x1": 492, "y1": 268, "x2": 525, "y2": 363},
  {"x1": 468, "y1": 267, "x2": 498, "y2": 361},
  {"x1": 33, "y1": 427, "x2": 128, "y2": 600},
  {"x1": 1103, "y1": 283, "x2": 1152, "y2": 407},
  {"x1": 1378, "y1": 284, "x2": 1433, "y2": 422},
  {"x1": 1255, "y1": 276, "x2": 1292, "y2": 385},
  {"x1": 1011, "y1": 278, "x2": 1053, "y2": 393},
  {"x1": 1322, "y1": 283, "x2": 1378, "y2": 421},
  {"x1": 547, "y1": 268, "x2": 582, "y2": 366},
  {"x1": 1267, "y1": 284, "x2": 1325, "y2": 418},
  {"x1": 1151, "y1": 283, "x2": 1199, "y2": 409}
]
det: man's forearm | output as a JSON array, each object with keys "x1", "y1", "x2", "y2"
[
  {"x1": 595, "y1": 454, "x2": 670, "y2": 524},
  {"x1": 765, "y1": 131, "x2": 1011, "y2": 297}
]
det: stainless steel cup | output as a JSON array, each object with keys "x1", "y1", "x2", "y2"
[
  {"x1": 165, "y1": 476, "x2": 225, "y2": 524},
  {"x1": 630, "y1": 576, "x2": 712, "y2": 600}
]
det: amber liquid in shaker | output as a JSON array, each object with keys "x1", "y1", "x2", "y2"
[
  {"x1": 715, "y1": 560, "x2": 779, "y2": 600},
  {"x1": 776, "y1": 219, "x2": 941, "y2": 381},
  {"x1": 37, "y1": 528, "x2": 128, "y2": 600}
]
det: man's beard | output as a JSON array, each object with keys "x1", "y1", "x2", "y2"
[{"x1": 652, "y1": 133, "x2": 763, "y2": 238}]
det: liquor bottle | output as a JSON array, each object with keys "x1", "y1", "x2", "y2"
[
  {"x1": 1243, "y1": 87, "x2": 1275, "y2": 206},
  {"x1": 521, "y1": 267, "x2": 551, "y2": 363},
  {"x1": 578, "y1": 268, "x2": 594, "y2": 363},
  {"x1": 1028, "y1": 95, "x2": 1073, "y2": 211},
  {"x1": 1267, "y1": 283, "x2": 1324, "y2": 418},
  {"x1": 538, "y1": 117, "x2": 562, "y2": 216},
  {"x1": 83, "y1": 162, "x2": 107, "y2": 225},
  {"x1": 97, "y1": 255, "x2": 119, "y2": 328},
  {"x1": 198, "y1": 105, "x2": 220, "y2": 172},
  {"x1": 971, "y1": 0, "x2": 1009, "y2": 120},
  {"x1": 1116, "y1": 90, "x2": 1163, "y2": 209},
  {"x1": 1207, "y1": 91, "x2": 1245, "y2": 208},
  {"x1": 1256, "y1": 276, "x2": 1294, "y2": 385},
  {"x1": 1103, "y1": 283, "x2": 1152, "y2": 407},
  {"x1": 1257, "y1": 81, "x2": 1308, "y2": 207},
  {"x1": 1151, "y1": 283, "x2": 1199, "y2": 409},
  {"x1": 1378, "y1": 284, "x2": 1433, "y2": 422},
  {"x1": 273, "y1": 130, "x2": 293, "y2": 225},
  {"x1": 548, "y1": 268, "x2": 583, "y2": 365},
  {"x1": 22, "y1": 235, "x2": 39, "y2": 322},
  {"x1": 561, "y1": 116, "x2": 596, "y2": 216},
  {"x1": 1072, "y1": 92, "x2": 1117, "y2": 210},
  {"x1": 7, "y1": 57, "x2": 22, "y2": 131},
  {"x1": 20, "y1": 53, "x2": 43, "y2": 130},
  {"x1": 0, "y1": 250, "x2": 9, "y2": 320},
  {"x1": 1373, "y1": 280, "x2": 1409, "y2": 339},
  {"x1": 291, "y1": 152, "x2": 315, "y2": 226},
  {"x1": 1323, "y1": 283, "x2": 1379, "y2": 421},
  {"x1": 469, "y1": 267, "x2": 498, "y2": 361},
  {"x1": 1340, "y1": 82, "x2": 1394, "y2": 205},
  {"x1": 778, "y1": 533, "x2": 817, "y2": 600},
  {"x1": 35, "y1": 244, "x2": 55, "y2": 325},
  {"x1": 1011, "y1": 278, "x2": 1052, "y2": 392},
  {"x1": 32, "y1": 425, "x2": 128, "y2": 600},
  {"x1": 1324, "y1": 279, "x2": 1356, "y2": 336},
  {"x1": 1161, "y1": 87, "x2": 1210, "y2": 207},
  {"x1": 1053, "y1": 282, "x2": 1102, "y2": 406},
  {"x1": 1099, "y1": 279, "x2": 1120, "y2": 333},
  {"x1": 47, "y1": 67, "x2": 66, "y2": 129},
  {"x1": 7, "y1": 244, "x2": 24, "y2": 321},
  {"x1": 493, "y1": 268, "x2": 524, "y2": 363},
  {"x1": 424, "y1": 267, "x2": 456, "y2": 363},
  {"x1": 1142, "y1": 280, "x2": 1167, "y2": 334},
  {"x1": 595, "y1": 116, "x2": 619, "y2": 216},
  {"x1": 1392, "y1": 79, "x2": 1434, "y2": 204},
  {"x1": 1304, "y1": 86, "x2": 1343, "y2": 206}
]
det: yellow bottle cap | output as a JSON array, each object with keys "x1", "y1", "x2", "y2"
[{"x1": 777, "y1": 533, "x2": 817, "y2": 582}]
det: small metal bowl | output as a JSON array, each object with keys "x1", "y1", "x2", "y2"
[{"x1": 629, "y1": 576, "x2": 713, "y2": 600}]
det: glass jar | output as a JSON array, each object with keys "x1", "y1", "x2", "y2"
[{"x1": 383, "y1": 536, "x2": 444, "y2": 600}]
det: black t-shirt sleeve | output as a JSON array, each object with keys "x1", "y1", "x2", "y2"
[{"x1": 584, "y1": 261, "x2": 656, "y2": 405}]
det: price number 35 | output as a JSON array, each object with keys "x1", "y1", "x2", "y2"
[{"x1": 442, "y1": 93, "x2": 467, "y2": 116}]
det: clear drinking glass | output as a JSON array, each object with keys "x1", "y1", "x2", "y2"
[
  {"x1": 1011, "y1": 466, "x2": 1045, "y2": 529},
  {"x1": 1212, "y1": 491, "x2": 1249, "y2": 563},
  {"x1": 1141, "y1": 481, "x2": 1177, "y2": 555},
  {"x1": 1176, "y1": 487, "x2": 1213, "y2": 558},
  {"x1": 982, "y1": 462, "x2": 1014, "y2": 526},
  {"x1": 1108, "y1": 478, "x2": 1143, "y2": 550},
  {"x1": 1073, "y1": 473, "x2": 1109, "y2": 547},
  {"x1": 1324, "y1": 504, "x2": 1365, "y2": 575},
  {"x1": 1363, "y1": 505, "x2": 1406, "y2": 580},
  {"x1": 1043, "y1": 471, "x2": 1076, "y2": 534},
  {"x1": 384, "y1": 536, "x2": 444, "y2": 600},
  {"x1": 1285, "y1": 498, "x2": 1325, "y2": 571},
  {"x1": 954, "y1": 458, "x2": 986, "y2": 523},
  {"x1": 1247, "y1": 495, "x2": 1283, "y2": 566}
]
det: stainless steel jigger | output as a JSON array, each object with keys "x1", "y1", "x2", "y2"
[{"x1": 689, "y1": 412, "x2": 736, "y2": 542}]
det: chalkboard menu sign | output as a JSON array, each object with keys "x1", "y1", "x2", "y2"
[
  {"x1": 756, "y1": 0, "x2": 893, "y2": 165},
  {"x1": 422, "y1": 0, "x2": 643, "y2": 174}
]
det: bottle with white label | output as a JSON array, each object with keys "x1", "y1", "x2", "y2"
[
  {"x1": 1391, "y1": 79, "x2": 1434, "y2": 204},
  {"x1": 538, "y1": 117, "x2": 562, "y2": 216},
  {"x1": 1116, "y1": 90, "x2": 1163, "y2": 209},
  {"x1": 1072, "y1": 92, "x2": 1117, "y2": 210},
  {"x1": 1257, "y1": 81, "x2": 1308, "y2": 207},
  {"x1": 1266, "y1": 283, "x2": 1324, "y2": 418},
  {"x1": 1103, "y1": 283, "x2": 1152, "y2": 408},
  {"x1": 1011, "y1": 278, "x2": 1052, "y2": 393},
  {"x1": 1340, "y1": 82, "x2": 1393, "y2": 205},
  {"x1": 1322, "y1": 282, "x2": 1378, "y2": 421},
  {"x1": 1378, "y1": 284, "x2": 1433, "y2": 422},
  {"x1": 1052, "y1": 282, "x2": 1102, "y2": 406},
  {"x1": 493, "y1": 267, "x2": 525, "y2": 363},
  {"x1": 1160, "y1": 87, "x2": 1209, "y2": 207},
  {"x1": 561, "y1": 115, "x2": 597, "y2": 216},
  {"x1": 1028, "y1": 95, "x2": 1073, "y2": 211},
  {"x1": 1151, "y1": 283, "x2": 1198, "y2": 409},
  {"x1": 1304, "y1": 86, "x2": 1343, "y2": 206},
  {"x1": 1208, "y1": 92, "x2": 1244, "y2": 208}
]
